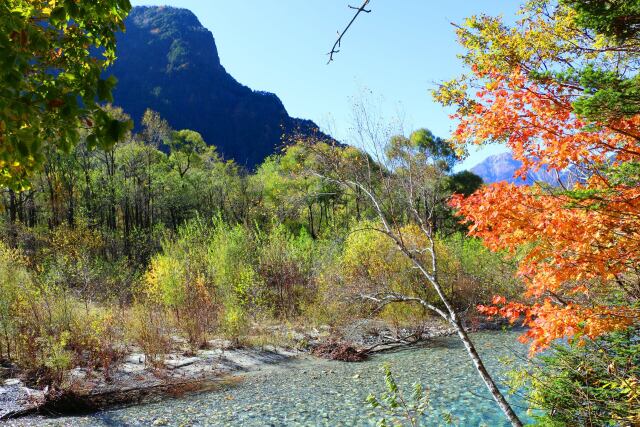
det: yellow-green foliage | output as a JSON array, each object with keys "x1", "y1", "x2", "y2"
[
  {"x1": 145, "y1": 254, "x2": 186, "y2": 307},
  {"x1": 340, "y1": 222, "x2": 434, "y2": 324},
  {"x1": 141, "y1": 218, "x2": 321, "y2": 344},
  {"x1": 126, "y1": 303, "x2": 172, "y2": 367},
  {"x1": 309, "y1": 222, "x2": 427, "y2": 325},
  {"x1": 438, "y1": 233, "x2": 522, "y2": 307},
  {"x1": 220, "y1": 305, "x2": 250, "y2": 345},
  {"x1": 208, "y1": 222, "x2": 257, "y2": 310},
  {"x1": 38, "y1": 222, "x2": 136, "y2": 302},
  {"x1": 310, "y1": 222, "x2": 520, "y2": 325},
  {"x1": 256, "y1": 224, "x2": 315, "y2": 319},
  {"x1": 143, "y1": 219, "x2": 219, "y2": 347},
  {"x1": 0, "y1": 240, "x2": 126, "y2": 384},
  {"x1": 142, "y1": 218, "x2": 261, "y2": 345},
  {"x1": 0, "y1": 241, "x2": 34, "y2": 361}
]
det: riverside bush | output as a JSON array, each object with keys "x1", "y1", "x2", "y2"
[
  {"x1": 525, "y1": 327, "x2": 640, "y2": 426},
  {"x1": 0, "y1": 241, "x2": 127, "y2": 384},
  {"x1": 127, "y1": 302, "x2": 172, "y2": 367},
  {"x1": 0, "y1": 241, "x2": 34, "y2": 363},
  {"x1": 141, "y1": 218, "x2": 326, "y2": 344},
  {"x1": 141, "y1": 219, "x2": 298, "y2": 342},
  {"x1": 144, "y1": 219, "x2": 219, "y2": 348},
  {"x1": 306, "y1": 222, "x2": 523, "y2": 328},
  {"x1": 439, "y1": 233, "x2": 522, "y2": 310},
  {"x1": 304, "y1": 222, "x2": 433, "y2": 327},
  {"x1": 256, "y1": 225, "x2": 316, "y2": 319}
]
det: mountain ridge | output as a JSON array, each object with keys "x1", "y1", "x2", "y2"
[
  {"x1": 109, "y1": 6, "x2": 322, "y2": 168},
  {"x1": 470, "y1": 152, "x2": 568, "y2": 186}
]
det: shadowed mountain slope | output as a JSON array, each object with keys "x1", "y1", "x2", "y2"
[{"x1": 109, "y1": 6, "x2": 321, "y2": 168}]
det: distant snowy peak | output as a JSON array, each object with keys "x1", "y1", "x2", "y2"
[{"x1": 470, "y1": 152, "x2": 570, "y2": 186}]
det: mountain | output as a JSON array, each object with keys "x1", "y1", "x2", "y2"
[
  {"x1": 470, "y1": 152, "x2": 568, "y2": 186},
  {"x1": 109, "y1": 6, "x2": 321, "y2": 168}
]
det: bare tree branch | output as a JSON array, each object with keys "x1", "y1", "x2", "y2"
[
  {"x1": 301, "y1": 138, "x2": 524, "y2": 426},
  {"x1": 327, "y1": 0, "x2": 372, "y2": 64},
  {"x1": 359, "y1": 292, "x2": 450, "y2": 321}
]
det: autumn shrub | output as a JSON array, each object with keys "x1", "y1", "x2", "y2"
[
  {"x1": 303, "y1": 222, "x2": 422, "y2": 328},
  {"x1": 437, "y1": 233, "x2": 522, "y2": 311},
  {"x1": 0, "y1": 241, "x2": 33, "y2": 363},
  {"x1": 144, "y1": 218, "x2": 219, "y2": 348},
  {"x1": 256, "y1": 225, "x2": 316, "y2": 319},
  {"x1": 34, "y1": 223, "x2": 142, "y2": 303},
  {"x1": 0, "y1": 243, "x2": 79, "y2": 384},
  {"x1": 0, "y1": 239, "x2": 129, "y2": 384},
  {"x1": 207, "y1": 221, "x2": 257, "y2": 343},
  {"x1": 208, "y1": 221, "x2": 256, "y2": 306},
  {"x1": 298, "y1": 243, "x2": 354, "y2": 326},
  {"x1": 126, "y1": 303, "x2": 172, "y2": 367},
  {"x1": 23, "y1": 297, "x2": 127, "y2": 384},
  {"x1": 49, "y1": 301, "x2": 126, "y2": 381},
  {"x1": 306, "y1": 221, "x2": 520, "y2": 330},
  {"x1": 338, "y1": 222, "x2": 435, "y2": 325},
  {"x1": 303, "y1": 263, "x2": 352, "y2": 327},
  {"x1": 142, "y1": 217, "x2": 326, "y2": 344},
  {"x1": 142, "y1": 217, "x2": 284, "y2": 346},
  {"x1": 38, "y1": 224, "x2": 104, "y2": 296}
]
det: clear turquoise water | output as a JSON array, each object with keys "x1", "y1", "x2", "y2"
[{"x1": 10, "y1": 331, "x2": 533, "y2": 426}]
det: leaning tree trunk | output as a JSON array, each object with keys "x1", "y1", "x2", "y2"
[
  {"x1": 450, "y1": 315, "x2": 523, "y2": 426},
  {"x1": 354, "y1": 181, "x2": 524, "y2": 427},
  {"x1": 405, "y1": 244, "x2": 524, "y2": 427}
]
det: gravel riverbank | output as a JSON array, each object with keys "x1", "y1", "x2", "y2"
[
  {"x1": 1, "y1": 316, "x2": 505, "y2": 420},
  {"x1": 5, "y1": 330, "x2": 532, "y2": 427}
]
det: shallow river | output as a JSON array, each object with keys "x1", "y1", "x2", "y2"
[{"x1": 12, "y1": 331, "x2": 533, "y2": 426}]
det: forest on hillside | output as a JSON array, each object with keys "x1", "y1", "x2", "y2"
[{"x1": 1, "y1": 0, "x2": 639, "y2": 426}]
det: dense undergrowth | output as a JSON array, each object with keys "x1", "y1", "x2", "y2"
[
  {"x1": 0, "y1": 218, "x2": 519, "y2": 386},
  {"x1": 0, "y1": 115, "x2": 521, "y2": 386}
]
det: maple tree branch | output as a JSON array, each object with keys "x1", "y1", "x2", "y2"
[{"x1": 327, "y1": 0, "x2": 371, "y2": 64}]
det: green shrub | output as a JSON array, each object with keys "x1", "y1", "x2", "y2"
[
  {"x1": 144, "y1": 218, "x2": 219, "y2": 348},
  {"x1": 0, "y1": 241, "x2": 127, "y2": 385},
  {"x1": 220, "y1": 305, "x2": 250, "y2": 346},
  {"x1": 337, "y1": 222, "x2": 433, "y2": 324},
  {"x1": 36, "y1": 223, "x2": 142, "y2": 303},
  {"x1": 256, "y1": 225, "x2": 316, "y2": 319},
  {"x1": 438, "y1": 233, "x2": 522, "y2": 310},
  {"x1": 208, "y1": 220, "x2": 257, "y2": 312},
  {"x1": 127, "y1": 303, "x2": 172, "y2": 367},
  {"x1": 0, "y1": 241, "x2": 34, "y2": 362},
  {"x1": 524, "y1": 327, "x2": 640, "y2": 426}
]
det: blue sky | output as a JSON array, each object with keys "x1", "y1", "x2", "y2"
[{"x1": 130, "y1": 1, "x2": 520, "y2": 170}]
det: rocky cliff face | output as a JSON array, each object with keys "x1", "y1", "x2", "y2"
[{"x1": 109, "y1": 6, "x2": 320, "y2": 168}]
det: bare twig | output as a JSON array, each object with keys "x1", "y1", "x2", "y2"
[{"x1": 327, "y1": 0, "x2": 372, "y2": 64}]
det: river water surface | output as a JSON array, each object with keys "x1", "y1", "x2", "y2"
[{"x1": 12, "y1": 330, "x2": 533, "y2": 426}]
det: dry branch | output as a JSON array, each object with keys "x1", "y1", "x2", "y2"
[{"x1": 327, "y1": 0, "x2": 372, "y2": 64}]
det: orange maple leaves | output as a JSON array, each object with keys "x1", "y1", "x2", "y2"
[
  {"x1": 454, "y1": 68, "x2": 640, "y2": 175},
  {"x1": 478, "y1": 298, "x2": 636, "y2": 354},
  {"x1": 450, "y1": 67, "x2": 640, "y2": 353}
]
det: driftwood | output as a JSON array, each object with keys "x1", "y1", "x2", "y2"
[
  {"x1": 37, "y1": 377, "x2": 237, "y2": 416},
  {"x1": 312, "y1": 327, "x2": 441, "y2": 362}
]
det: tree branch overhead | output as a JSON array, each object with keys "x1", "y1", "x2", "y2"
[{"x1": 327, "y1": 0, "x2": 372, "y2": 64}]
